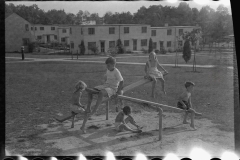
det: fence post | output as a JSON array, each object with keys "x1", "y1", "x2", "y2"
[
  {"x1": 21, "y1": 46, "x2": 25, "y2": 60},
  {"x1": 159, "y1": 108, "x2": 163, "y2": 141},
  {"x1": 106, "y1": 101, "x2": 109, "y2": 120}
]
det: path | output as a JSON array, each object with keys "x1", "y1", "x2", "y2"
[{"x1": 5, "y1": 57, "x2": 232, "y2": 69}]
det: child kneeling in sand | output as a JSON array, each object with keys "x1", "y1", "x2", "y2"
[
  {"x1": 177, "y1": 81, "x2": 202, "y2": 130},
  {"x1": 115, "y1": 106, "x2": 142, "y2": 133}
]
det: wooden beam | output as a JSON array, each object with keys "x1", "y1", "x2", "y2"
[
  {"x1": 123, "y1": 78, "x2": 152, "y2": 93},
  {"x1": 118, "y1": 95, "x2": 185, "y2": 112}
]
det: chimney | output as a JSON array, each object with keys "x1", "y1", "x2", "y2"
[{"x1": 164, "y1": 23, "x2": 168, "y2": 27}]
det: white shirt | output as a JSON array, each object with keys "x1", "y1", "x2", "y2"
[{"x1": 105, "y1": 68, "x2": 123, "y2": 90}]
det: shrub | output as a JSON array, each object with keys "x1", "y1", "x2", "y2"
[
  {"x1": 141, "y1": 48, "x2": 148, "y2": 54},
  {"x1": 160, "y1": 47, "x2": 167, "y2": 54},
  {"x1": 182, "y1": 39, "x2": 191, "y2": 63},
  {"x1": 155, "y1": 49, "x2": 160, "y2": 54},
  {"x1": 148, "y1": 38, "x2": 153, "y2": 53},
  {"x1": 116, "y1": 39, "x2": 124, "y2": 54},
  {"x1": 28, "y1": 42, "x2": 36, "y2": 53},
  {"x1": 89, "y1": 46, "x2": 99, "y2": 55},
  {"x1": 79, "y1": 40, "x2": 85, "y2": 55}
]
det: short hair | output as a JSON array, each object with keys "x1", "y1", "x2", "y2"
[
  {"x1": 185, "y1": 81, "x2": 195, "y2": 88},
  {"x1": 105, "y1": 56, "x2": 116, "y2": 65},
  {"x1": 75, "y1": 80, "x2": 87, "y2": 91},
  {"x1": 122, "y1": 106, "x2": 131, "y2": 115}
]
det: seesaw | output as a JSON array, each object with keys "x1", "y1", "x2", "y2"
[{"x1": 54, "y1": 78, "x2": 153, "y2": 128}]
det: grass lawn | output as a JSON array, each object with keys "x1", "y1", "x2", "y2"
[{"x1": 5, "y1": 53, "x2": 234, "y2": 155}]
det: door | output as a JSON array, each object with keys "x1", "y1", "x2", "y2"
[
  {"x1": 100, "y1": 41, "x2": 105, "y2": 52},
  {"x1": 133, "y1": 39, "x2": 137, "y2": 51},
  {"x1": 160, "y1": 41, "x2": 164, "y2": 50},
  {"x1": 47, "y1": 35, "x2": 50, "y2": 43}
]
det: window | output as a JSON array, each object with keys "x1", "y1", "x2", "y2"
[
  {"x1": 88, "y1": 28, "x2": 95, "y2": 35},
  {"x1": 54, "y1": 35, "x2": 57, "y2": 40},
  {"x1": 179, "y1": 29, "x2": 183, "y2": 35},
  {"x1": 178, "y1": 40, "x2": 183, "y2": 47},
  {"x1": 35, "y1": 27, "x2": 37, "y2": 30},
  {"x1": 51, "y1": 27, "x2": 55, "y2": 30},
  {"x1": 25, "y1": 24, "x2": 29, "y2": 31},
  {"x1": 61, "y1": 38, "x2": 65, "y2": 42},
  {"x1": 124, "y1": 27, "x2": 129, "y2": 34},
  {"x1": 37, "y1": 36, "x2": 42, "y2": 40},
  {"x1": 109, "y1": 27, "x2": 115, "y2": 34},
  {"x1": 31, "y1": 27, "x2": 33, "y2": 31},
  {"x1": 142, "y1": 27, "x2": 147, "y2": 33},
  {"x1": 88, "y1": 42, "x2": 96, "y2": 49},
  {"x1": 40, "y1": 27, "x2": 44, "y2": 30},
  {"x1": 151, "y1": 30, "x2": 156, "y2": 36},
  {"x1": 62, "y1": 29, "x2": 66, "y2": 33},
  {"x1": 109, "y1": 41, "x2": 115, "y2": 48},
  {"x1": 22, "y1": 38, "x2": 29, "y2": 45},
  {"x1": 167, "y1": 41, "x2": 171, "y2": 47},
  {"x1": 153, "y1": 42, "x2": 157, "y2": 49},
  {"x1": 167, "y1": 29, "x2": 172, "y2": 35},
  {"x1": 70, "y1": 28, "x2": 72, "y2": 34},
  {"x1": 160, "y1": 41, "x2": 164, "y2": 48},
  {"x1": 141, "y1": 39, "x2": 147, "y2": 46},
  {"x1": 124, "y1": 40, "x2": 129, "y2": 46}
]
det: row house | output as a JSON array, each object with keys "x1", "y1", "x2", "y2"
[
  {"x1": 70, "y1": 24, "x2": 151, "y2": 54},
  {"x1": 150, "y1": 24, "x2": 201, "y2": 52}
]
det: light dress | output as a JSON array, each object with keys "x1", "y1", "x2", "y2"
[{"x1": 147, "y1": 60, "x2": 163, "y2": 79}]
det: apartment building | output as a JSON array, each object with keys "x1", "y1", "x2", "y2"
[
  {"x1": 151, "y1": 23, "x2": 201, "y2": 52},
  {"x1": 5, "y1": 13, "x2": 35, "y2": 52},
  {"x1": 70, "y1": 24, "x2": 151, "y2": 54}
]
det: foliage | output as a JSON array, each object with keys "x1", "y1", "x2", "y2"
[
  {"x1": 141, "y1": 48, "x2": 148, "y2": 54},
  {"x1": 160, "y1": 47, "x2": 167, "y2": 54},
  {"x1": 79, "y1": 40, "x2": 85, "y2": 55},
  {"x1": 89, "y1": 46, "x2": 99, "y2": 55},
  {"x1": 182, "y1": 39, "x2": 191, "y2": 63},
  {"x1": 28, "y1": 42, "x2": 36, "y2": 53},
  {"x1": 116, "y1": 39, "x2": 124, "y2": 54},
  {"x1": 148, "y1": 38, "x2": 153, "y2": 53}
]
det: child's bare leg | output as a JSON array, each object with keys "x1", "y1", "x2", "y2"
[
  {"x1": 91, "y1": 90, "x2": 107, "y2": 115},
  {"x1": 85, "y1": 91, "x2": 94, "y2": 113},
  {"x1": 158, "y1": 78, "x2": 166, "y2": 94},
  {"x1": 119, "y1": 124, "x2": 142, "y2": 133},
  {"x1": 183, "y1": 112, "x2": 189, "y2": 124},
  {"x1": 188, "y1": 109, "x2": 196, "y2": 130},
  {"x1": 151, "y1": 78, "x2": 157, "y2": 98}
]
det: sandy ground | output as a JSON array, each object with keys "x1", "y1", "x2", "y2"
[{"x1": 25, "y1": 109, "x2": 234, "y2": 157}]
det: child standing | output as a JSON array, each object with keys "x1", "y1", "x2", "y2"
[
  {"x1": 81, "y1": 56, "x2": 124, "y2": 133},
  {"x1": 115, "y1": 106, "x2": 142, "y2": 133},
  {"x1": 177, "y1": 81, "x2": 202, "y2": 130},
  {"x1": 144, "y1": 51, "x2": 168, "y2": 98},
  {"x1": 54, "y1": 80, "x2": 87, "y2": 126}
]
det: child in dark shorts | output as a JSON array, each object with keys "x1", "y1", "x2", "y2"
[{"x1": 177, "y1": 81, "x2": 202, "y2": 130}]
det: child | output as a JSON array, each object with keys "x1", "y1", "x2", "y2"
[
  {"x1": 54, "y1": 80, "x2": 87, "y2": 127},
  {"x1": 115, "y1": 106, "x2": 142, "y2": 133},
  {"x1": 144, "y1": 51, "x2": 168, "y2": 98},
  {"x1": 80, "y1": 56, "x2": 124, "y2": 133},
  {"x1": 177, "y1": 81, "x2": 202, "y2": 130}
]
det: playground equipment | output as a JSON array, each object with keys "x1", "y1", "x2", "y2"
[{"x1": 54, "y1": 74, "x2": 202, "y2": 141}]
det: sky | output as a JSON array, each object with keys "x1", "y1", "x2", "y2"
[{"x1": 6, "y1": 0, "x2": 232, "y2": 16}]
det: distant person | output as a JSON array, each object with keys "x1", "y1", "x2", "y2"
[
  {"x1": 144, "y1": 51, "x2": 168, "y2": 98},
  {"x1": 80, "y1": 56, "x2": 124, "y2": 133},
  {"x1": 177, "y1": 81, "x2": 202, "y2": 130},
  {"x1": 115, "y1": 105, "x2": 142, "y2": 133}
]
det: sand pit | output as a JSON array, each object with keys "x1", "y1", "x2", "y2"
[{"x1": 35, "y1": 110, "x2": 234, "y2": 156}]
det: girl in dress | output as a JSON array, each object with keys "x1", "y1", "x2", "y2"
[{"x1": 144, "y1": 52, "x2": 168, "y2": 98}]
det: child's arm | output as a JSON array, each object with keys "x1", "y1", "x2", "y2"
[
  {"x1": 188, "y1": 96, "x2": 193, "y2": 109},
  {"x1": 178, "y1": 93, "x2": 188, "y2": 109},
  {"x1": 156, "y1": 59, "x2": 168, "y2": 74},
  {"x1": 116, "y1": 80, "x2": 124, "y2": 95}
]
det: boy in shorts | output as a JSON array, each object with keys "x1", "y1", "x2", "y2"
[{"x1": 177, "y1": 81, "x2": 202, "y2": 130}]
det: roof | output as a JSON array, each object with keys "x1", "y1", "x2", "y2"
[
  {"x1": 5, "y1": 12, "x2": 32, "y2": 24},
  {"x1": 151, "y1": 26, "x2": 201, "y2": 29}
]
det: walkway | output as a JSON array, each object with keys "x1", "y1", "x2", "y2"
[{"x1": 5, "y1": 57, "x2": 233, "y2": 69}]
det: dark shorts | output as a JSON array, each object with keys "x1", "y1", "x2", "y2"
[{"x1": 177, "y1": 100, "x2": 190, "y2": 110}]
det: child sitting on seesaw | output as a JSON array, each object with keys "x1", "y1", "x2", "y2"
[
  {"x1": 115, "y1": 105, "x2": 142, "y2": 133},
  {"x1": 54, "y1": 80, "x2": 87, "y2": 126},
  {"x1": 177, "y1": 81, "x2": 202, "y2": 130},
  {"x1": 80, "y1": 56, "x2": 124, "y2": 133},
  {"x1": 144, "y1": 51, "x2": 168, "y2": 98}
]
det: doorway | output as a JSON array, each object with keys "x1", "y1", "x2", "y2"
[
  {"x1": 133, "y1": 39, "x2": 137, "y2": 51},
  {"x1": 100, "y1": 41, "x2": 105, "y2": 53}
]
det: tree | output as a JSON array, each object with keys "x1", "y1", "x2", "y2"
[
  {"x1": 116, "y1": 39, "x2": 124, "y2": 54},
  {"x1": 148, "y1": 38, "x2": 153, "y2": 53},
  {"x1": 79, "y1": 40, "x2": 85, "y2": 55},
  {"x1": 182, "y1": 39, "x2": 191, "y2": 63}
]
